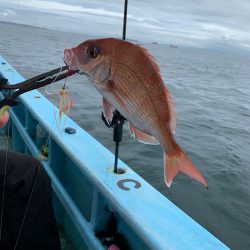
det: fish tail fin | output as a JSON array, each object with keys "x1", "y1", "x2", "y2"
[{"x1": 164, "y1": 145, "x2": 207, "y2": 188}]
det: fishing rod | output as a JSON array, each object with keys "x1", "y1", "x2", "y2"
[
  {"x1": 0, "y1": 66, "x2": 78, "y2": 115},
  {"x1": 101, "y1": 0, "x2": 128, "y2": 174},
  {"x1": 123, "y1": 0, "x2": 128, "y2": 40},
  {"x1": 112, "y1": 0, "x2": 128, "y2": 174}
]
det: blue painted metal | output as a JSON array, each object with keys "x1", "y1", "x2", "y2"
[{"x1": 0, "y1": 56, "x2": 229, "y2": 250}]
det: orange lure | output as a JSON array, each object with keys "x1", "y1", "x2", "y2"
[{"x1": 64, "y1": 38, "x2": 207, "y2": 188}]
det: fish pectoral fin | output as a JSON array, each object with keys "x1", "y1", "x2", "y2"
[
  {"x1": 129, "y1": 122, "x2": 159, "y2": 145},
  {"x1": 102, "y1": 98, "x2": 114, "y2": 125}
]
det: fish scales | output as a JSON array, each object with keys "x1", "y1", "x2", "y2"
[{"x1": 112, "y1": 63, "x2": 160, "y2": 134}]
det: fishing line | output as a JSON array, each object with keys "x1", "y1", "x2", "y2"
[
  {"x1": 61, "y1": 70, "x2": 73, "y2": 128},
  {"x1": 0, "y1": 65, "x2": 71, "y2": 248},
  {"x1": 0, "y1": 69, "x2": 14, "y2": 243},
  {"x1": 0, "y1": 110, "x2": 47, "y2": 250},
  {"x1": 46, "y1": 66, "x2": 73, "y2": 132},
  {"x1": 45, "y1": 88, "x2": 62, "y2": 135},
  {"x1": 0, "y1": 118, "x2": 10, "y2": 242},
  {"x1": 13, "y1": 67, "x2": 74, "y2": 248},
  {"x1": 12, "y1": 81, "x2": 62, "y2": 248},
  {"x1": 13, "y1": 162, "x2": 41, "y2": 250},
  {"x1": 13, "y1": 128, "x2": 52, "y2": 249}
]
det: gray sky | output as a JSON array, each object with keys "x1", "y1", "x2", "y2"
[{"x1": 0, "y1": 0, "x2": 250, "y2": 51}]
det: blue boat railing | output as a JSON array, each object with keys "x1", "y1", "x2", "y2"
[{"x1": 0, "y1": 56, "x2": 229, "y2": 250}]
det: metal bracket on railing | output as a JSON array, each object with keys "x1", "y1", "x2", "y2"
[{"x1": 101, "y1": 110, "x2": 126, "y2": 174}]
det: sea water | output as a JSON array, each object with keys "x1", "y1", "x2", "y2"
[{"x1": 0, "y1": 22, "x2": 250, "y2": 249}]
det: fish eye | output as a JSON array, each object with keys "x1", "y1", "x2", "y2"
[{"x1": 86, "y1": 46, "x2": 99, "y2": 59}]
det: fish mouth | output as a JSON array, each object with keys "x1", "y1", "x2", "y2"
[
  {"x1": 64, "y1": 48, "x2": 88, "y2": 76},
  {"x1": 64, "y1": 48, "x2": 78, "y2": 71}
]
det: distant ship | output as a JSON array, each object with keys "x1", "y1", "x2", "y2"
[{"x1": 169, "y1": 44, "x2": 178, "y2": 48}]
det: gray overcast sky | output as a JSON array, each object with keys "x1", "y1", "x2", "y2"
[{"x1": 0, "y1": 0, "x2": 250, "y2": 51}]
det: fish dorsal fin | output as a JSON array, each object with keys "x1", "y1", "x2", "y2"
[
  {"x1": 129, "y1": 122, "x2": 159, "y2": 145},
  {"x1": 136, "y1": 44, "x2": 161, "y2": 74},
  {"x1": 102, "y1": 98, "x2": 114, "y2": 125},
  {"x1": 163, "y1": 86, "x2": 176, "y2": 133},
  {"x1": 137, "y1": 44, "x2": 177, "y2": 132}
]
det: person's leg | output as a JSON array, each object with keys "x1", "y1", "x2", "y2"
[{"x1": 0, "y1": 151, "x2": 61, "y2": 250}]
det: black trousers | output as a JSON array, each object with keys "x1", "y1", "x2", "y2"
[{"x1": 0, "y1": 151, "x2": 61, "y2": 250}]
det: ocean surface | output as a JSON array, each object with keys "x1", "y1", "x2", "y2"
[{"x1": 0, "y1": 22, "x2": 250, "y2": 249}]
